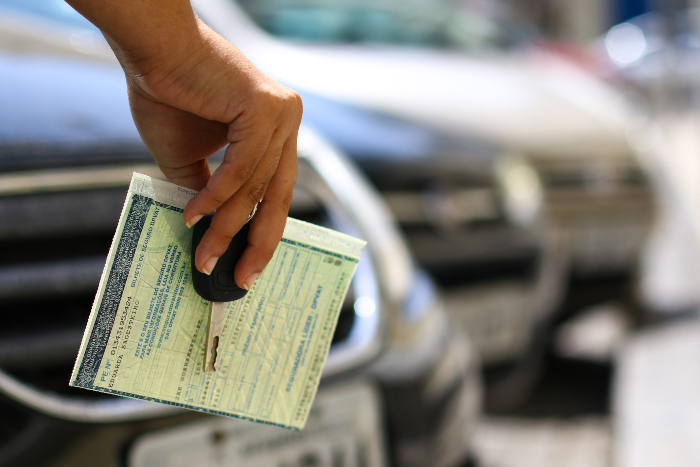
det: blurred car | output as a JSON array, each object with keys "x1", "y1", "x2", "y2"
[
  {"x1": 297, "y1": 91, "x2": 566, "y2": 407},
  {"x1": 599, "y1": 10, "x2": 700, "y2": 316},
  {"x1": 211, "y1": 0, "x2": 568, "y2": 376},
  {"x1": 599, "y1": 8, "x2": 700, "y2": 99},
  {"x1": 192, "y1": 0, "x2": 655, "y2": 283},
  {"x1": 0, "y1": 6, "x2": 480, "y2": 467},
  {"x1": 1, "y1": 0, "x2": 572, "y2": 409}
]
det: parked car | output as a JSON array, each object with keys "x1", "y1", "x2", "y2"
[
  {"x1": 218, "y1": 0, "x2": 568, "y2": 375},
  {"x1": 1, "y1": 0, "x2": 573, "y2": 412},
  {"x1": 599, "y1": 10, "x2": 700, "y2": 316},
  {"x1": 193, "y1": 0, "x2": 655, "y2": 283},
  {"x1": 297, "y1": 91, "x2": 566, "y2": 408},
  {"x1": 0, "y1": 6, "x2": 480, "y2": 467}
]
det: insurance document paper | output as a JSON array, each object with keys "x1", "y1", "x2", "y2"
[{"x1": 70, "y1": 173, "x2": 366, "y2": 429}]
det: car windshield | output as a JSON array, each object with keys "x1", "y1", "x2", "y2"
[{"x1": 236, "y1": 0, "x2": 516, "y2": 51}]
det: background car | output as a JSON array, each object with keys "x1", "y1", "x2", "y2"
[
  {"x1": 192, "y1": 0, "x2": 656, "y2": 289},
  {"x1": 189, "y1": 0, "x2": 658, "y2": 412},
  {"x1": 190, "y1": 0, "x2": 659, "y2": 410},
  {"x1": 598, "y1": 8, "x2": 700, "y2": 318},
  {"x1": 0, "y1": 0, "x2": 573, "y2": 411},
  {"x1": 590, "y1": 7, "x2": 700, "y2": 467},
  {"x1": 297, "y1": 91, "x2": 566, "y2": 408},
  {"x1": 0, "y1": 6, "x2": 480, "y2": 467}
]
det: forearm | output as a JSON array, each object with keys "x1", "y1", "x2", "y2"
[{"x1": 65, "y1": 0, "x2": 202, "y2": 72}]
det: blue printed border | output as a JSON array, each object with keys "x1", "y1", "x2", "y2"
[
  {"x1": 75, "y1": 385, "x2": 300, "y2": 430},
  {"x1": 73, "y1": 195, "x2": 182, "y2": 388}
]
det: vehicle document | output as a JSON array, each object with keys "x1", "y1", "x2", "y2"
[{"x1": 70, "y1": 173, "x2": 366, "y2": 430}]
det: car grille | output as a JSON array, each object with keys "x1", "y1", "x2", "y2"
[
  {"x1": 0, "y1": 186, "x2": 123, "y2": 387},
  {"x1": 0, "y1": 164, "x2": 356, "y2": 394},
  {"x1": 531, "y1": 154, "x2": 654, "y2": 277},
  {"x1": 374, "y1": 179, "x2": 542, "y2": 288},
  {"x1": 366, "y1": 174, "x2": 557, "y2": 365}
]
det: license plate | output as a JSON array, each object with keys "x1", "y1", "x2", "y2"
[{"x1": 128, "y1": 381, "x2": 388, "y2": 467}]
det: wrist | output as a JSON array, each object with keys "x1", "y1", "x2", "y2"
[
  {"x1": 109, "y1": 19, "x2": 205, "y2": 80},
  {"x1": 67, "y1": 0, "x2": 203, "y2": 80}
]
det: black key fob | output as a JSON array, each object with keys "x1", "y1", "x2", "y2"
[{"x1": 191, "y1": 214, "x2": 250, "y2": 302}]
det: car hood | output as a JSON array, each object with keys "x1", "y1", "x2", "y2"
[
  {"x1": 0, "y1": 33, "x2": 146, "y2": 170},
  {"x1": 264, "y1": 45, "x2": 634, "y2": 159},
  {"x1": 0, "y1": 54, "x2": 137, "y2": 144},
  {"x1": 0, "y1": 10, "x2": 500, "y2": 180},
  {"x1": 193, "y1": 0, "x2": 635, "y2": 160}
]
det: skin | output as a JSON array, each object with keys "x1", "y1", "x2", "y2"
[{"x1": 66, "y1": 0, "x2": 302, "y2": 290}]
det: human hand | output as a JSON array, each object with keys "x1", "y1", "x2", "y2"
[
  {"x1": 66, "y1": 0, "x2": 302, "y2": 289},
  {"x1": 124, "y1": 23, "x2": 301, "y2": 289}
]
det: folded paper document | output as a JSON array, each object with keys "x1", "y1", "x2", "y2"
[{"x1": 70, "y1": 173, "x2": 366, "y2": 429}]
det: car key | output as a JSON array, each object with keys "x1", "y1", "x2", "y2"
[{"x1": 191, "y1": 214, "x2": 250, "y2": 374}]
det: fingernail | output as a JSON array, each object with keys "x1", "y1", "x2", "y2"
[
  {"x1": 242, "y1": 273, "x2": 259, "y2": 290},
  {"x1": 185, "y1": 214, "x2": 203, "y2": 228},
  {"x1": 202, "y1": 257, "x2": 219, "y2": 275}
]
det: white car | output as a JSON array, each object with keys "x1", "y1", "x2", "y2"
[
  {"x1": 601, "y1": 10, "x2": 700, "y2": 316},
  {"x1": 193, "y1": 0, "x2": 655, "y2": 281}
]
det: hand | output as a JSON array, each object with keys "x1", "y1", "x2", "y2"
[
  {"x1": 124, "y1": 23, "x2": 302, "y2": 290},
  {"x1": 65, "y1": 0, "x2": 302, "y2": 290}
]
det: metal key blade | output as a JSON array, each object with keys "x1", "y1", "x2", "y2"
[{"x1": 204, "y1": 301, "x2": 225, "y2": 374}]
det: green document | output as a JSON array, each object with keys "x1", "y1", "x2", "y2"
[{"x1": 70, "y1": 173, "x2": 366, "y2": 430}]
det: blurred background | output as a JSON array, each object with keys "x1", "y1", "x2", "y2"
[{"x1": 2, "y1": 0, "x2": 700, "y2": 466}]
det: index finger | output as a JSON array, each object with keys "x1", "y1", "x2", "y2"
[{"x1": 182, "y1": 128, "x2": 273, "y2": 227}]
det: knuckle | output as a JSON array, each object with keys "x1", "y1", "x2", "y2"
[
  {"x1": 252, "y1": 236, "x2": 279, "y2": 263},
  {"x1": 201, "y1": 185, "x2": 229, "y2": 206},
  {"x1": 257, "y1": 86, "x2": 280, "y2": 106},
  {"x1": 244, "y1": 182, "x2": 267, "y2": 208},
  {"x1": 259, "y1": 244, "x2": 276, "y2": 262},
  {"x1": 277, "y1": 191, "x2": 294, "y2": 214},
  {"x1": 272, "y1": 88, "x2": 303, "y2": 120},
  {"x1": 294, "y1": 92, "x2": 303, "y2": 118},
  {"x1": 208, "y1": 222, "x2": 235, "y2": 243},
  {"x1": 227, "y1": 160, "x2": 256, "y2": 186},
  {"x1": 238, "y1": 162, "x2": 256, "y2": 182},
  {"x1": 284, "y1": 89, "x2": 302, "y2": 112}
]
